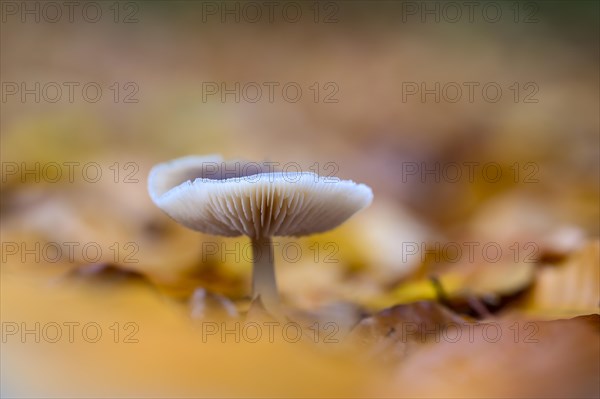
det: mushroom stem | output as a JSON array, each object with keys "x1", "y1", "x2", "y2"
[{"x1": 251, "y1": 236, "x2": 280, "y2": 313}]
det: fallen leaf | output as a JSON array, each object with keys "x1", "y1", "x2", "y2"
[
  {"x1": 348, "y1": 301, "x2": 470, "y2": 363},
  {"x1": 383, "y1": 316, "x2": 600, "y2": 398},
  {"x1": 519, "y1": 240, "x2": 600, "y2": 318}
]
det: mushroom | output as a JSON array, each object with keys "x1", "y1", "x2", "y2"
[{"x1": 148, "y1": 155, "x2": 373, "y2": 314}]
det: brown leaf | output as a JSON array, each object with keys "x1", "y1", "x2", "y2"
[
  {"x1": 521, "y1": 240, "x2": 600, "y2": 318},
  {"x1": 384, "y1": 316, "x2": 600, "y2": 398},
  {"x1": 348, "y1": 301, "x2": 470, "y2": 363}
]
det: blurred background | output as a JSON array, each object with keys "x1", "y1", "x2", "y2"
[{"x1": 1, "y1": 1, "x2": 599, "y2": 398}]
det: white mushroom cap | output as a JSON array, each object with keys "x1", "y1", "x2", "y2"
[{"x1": 148, "y1": 155, "x2": 373, "y2": 239}]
